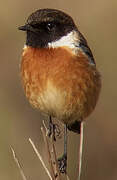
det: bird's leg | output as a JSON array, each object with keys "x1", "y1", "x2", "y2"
[
  {"x1": 48, "y1": 116, "x2": 53, "y2": 137},
  {"x1": 48, "y1": 116, "x2": 56, "y2": 141},
  {"x1": 58, "y1": 124, "x2": 67, "y2": 173}
]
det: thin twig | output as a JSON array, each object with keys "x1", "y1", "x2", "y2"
[
  {"x1": 77, "y1": 122, "x2": 84, "y2": 180},
  {"x1": 10, "y1": 146, "x2": 27, "y2": 180},
  {"x1": 43, "y1": 120, "x2": 61, "y2": 180},
  {"x1": 42, "y1": 120, "x2": 69, "y2": 180},
  {"x1": 42, "y1": 120, "x2": 48, "y2": 132},
  {"x1": 43, "y1": 120, "x2": 70, "y2": 180},
  {"x1": 41, "y1": 126, "x2": 56, "y2": 180},
  {"x1": 66, "y1": 174, "x2": 70, "y2": 180},
  {"x1": 43, "y1": 120, "x2": 60, "y2": 178},
  {"x1": 29, "y1": 138, "x2": 52, "y2": 180},
  {"x1": 51, "y1": 137, "x2": 61, "y2": 180},
  {"x1": 43, "y1": 120, "x2": 61, "y2": 179}
]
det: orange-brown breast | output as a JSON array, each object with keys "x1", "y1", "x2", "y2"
[{"x1": 20, "y1": 46, "x2": 101, "y2": 124}]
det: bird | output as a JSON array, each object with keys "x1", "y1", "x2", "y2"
[{"x1": 19, "y1": 8, "x2": 101, "y2": 175}]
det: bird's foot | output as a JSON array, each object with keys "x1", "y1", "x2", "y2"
[
  {"x1": 48, "y1": 123, "x2": 61, "y2": 141},
  {"x1": 58, "y1": 154, "x2": 67, "y2": 173},
  {"x1": 48, "y1": 121, "x2": 54, "y2": 138},
  {"x1": 54, "y1": 123, "x2": 62, "y2": 139}
]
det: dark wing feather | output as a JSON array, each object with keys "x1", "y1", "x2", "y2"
[{"x1": 78, "y1": 31, "x2": 96, "y2": 65}]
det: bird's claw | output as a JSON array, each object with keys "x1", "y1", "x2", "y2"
[
  {"x1": 48, "y1": 123, "x2": 61, "y2": 141},
  {"x1": 58, "y1": 154, "x2": 67, "y2": 173}
]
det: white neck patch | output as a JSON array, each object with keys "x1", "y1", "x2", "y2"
[{"x1": 48, "y1": 30, "x2": 79, "y2": 54}]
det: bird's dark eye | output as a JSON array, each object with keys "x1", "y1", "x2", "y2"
[
  {"x1": 30, "y1": 22, "x2": 56, "y2": 32},
  {"x1": 46, "y1": 22, "x2": 55, "y2": 31}
]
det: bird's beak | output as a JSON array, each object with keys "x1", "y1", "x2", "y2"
[
  {"x1": 18, "y1": 24, "x2": 35, "y2": 32},
  {"x1": 18, "y1": 24, "x2": 39, "y2": 33},
  {"x1": 18, "y1": 24, "x2": 29, "y2": 31}
]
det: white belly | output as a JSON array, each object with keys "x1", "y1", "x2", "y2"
[{"x1": 36, "y1": 80, "x2": 67, "y2": 117}]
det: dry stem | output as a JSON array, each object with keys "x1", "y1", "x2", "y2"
[
  {"x1": 10, "y1": 146, "x2": 27, "y2": 180},
  {"x1": 29, "y1": 138, "x2": 52, "y2": 180},
  {"x1": 11, "y1": 120, "x2": 84, "y2": 180},
  {"x1": 41, "y1": 126, "x2": 56, "y2": 180},
  {"x1": 77, "y1": 122, "x2": 84, "y2": 180},
  {"x1": 41, "y1": 120, "x2": 62, "y2": 180}
]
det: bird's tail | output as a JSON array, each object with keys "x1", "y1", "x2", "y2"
[{"x1": 67, "y1": 121, "x2": 81, "y2": 134}]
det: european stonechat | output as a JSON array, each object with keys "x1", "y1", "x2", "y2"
[{"x1": 19, "y1": 9, "x2": 101, "y2": 174}]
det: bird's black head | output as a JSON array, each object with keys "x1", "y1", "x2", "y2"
[{"x1": 19, "y1": 9, "x2": 77, "y2": 48}]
